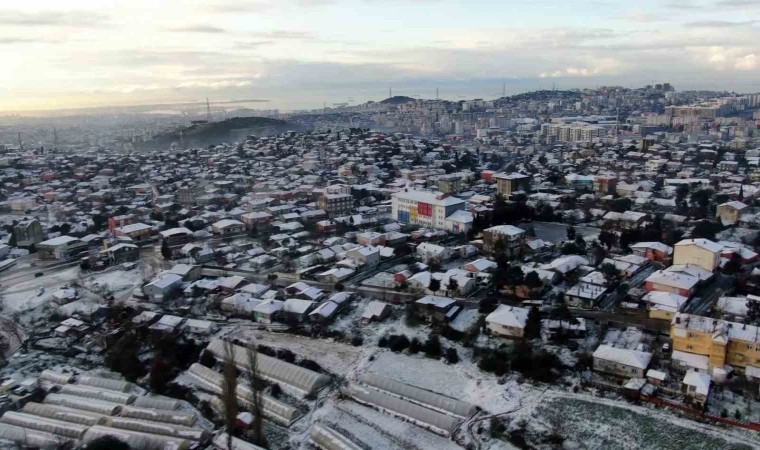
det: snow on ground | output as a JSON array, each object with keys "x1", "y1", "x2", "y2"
[
  {"x1": 361, "y1": 272, "x2": 396, "y2": 288},
  {"x1": 234, "y1": 327, "x2": 363, "y2": 376},
  {"x1": 86, "y1": 267, "x2": 144, "y2": 298},
  {"x1": 506, "y1": 390, "x2": 759, "y2": 450},
  {"x1": 1, "y1": 266, "x2": 80, "y2": 312},
  {"x1": 366, "y1": 350, "x2": 527, "y2": 415}
]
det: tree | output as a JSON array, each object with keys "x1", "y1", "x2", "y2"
[
  {"x1": 423, "y1": 334, "x2": 442, "y2": 359},
  {"x1": 524, "y1": 271, "x2": 542, "y2": 289},
  {"x1": 222, "y1": 341, "x2": 239, "y2": 449},
  {"x1": 505, "y1": 266, "x2": 525, "y2": 286},
  {"x1": 524, "y1": 306, "x2": 542, "y2": 339},
  {"x1": 87, "y1": 436, "x2": 131, "y2": 450},
  {"x1": 600, "y1": 262, "x2": 620, "y2": 285},
  {"x1": 610, "y1": 198, "x2": 632, "y2": 213},
  {"x1": 428, "y1": 278, "x2": 441, "y2": 295},
  {"x1": 447, "y1": 277, "x2": 459, "y2": 295},
  {"x1": 105, "y1": 331, "x2": 145, "y2": 382},
  {"x1": 479, "y1": 297, "x2": 498, "y2": 314},
  {"x1": 161, "y1": 240, "x2": 172, "y2": 259},
  {"x1": 566, "y1": 226, "x2": 576, "y2": 241},
  {"x1": 598, "y1": 230, "x2": 617, "y2": 249},
  {"x1": 445, "y1": 347, "x2": 459, "y2": 364},
  {"x1": 149, "y1": 354, "x2": 173, "y2": 394},
  {"x1": 747, "y1": 298, "x2": 760, "y2": 326},
  {"x1": 245, "y1": 345, "x2": 266, "y2": 447}
]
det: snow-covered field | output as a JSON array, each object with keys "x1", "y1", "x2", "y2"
[
  {"x1": 505, "y1": 391, "x2": 759, "y2": 450},
  {"x1": 1, "y1": 266, "x2": 81, "y2": 312}
]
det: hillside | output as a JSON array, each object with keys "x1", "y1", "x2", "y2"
[
  {"x1": 145, "y1": 116, "x2": 302, "y2": 149},
  {"x1": 380, "y1": 96, "x2": 416, "y2": 105}
]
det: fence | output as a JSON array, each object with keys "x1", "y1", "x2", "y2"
[{"x1": 640, "y1": 394, "x2": 760, "y2": 432}]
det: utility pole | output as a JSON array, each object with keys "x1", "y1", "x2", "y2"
[
  {"x1": 53, "y1": 127, "x2": 58, "y2": 152},
  {"x1": 389, "y1": 87, "x2": 392, "y2": 99},
  {"x1": 17, "y1": 132, "x2": 22, "y2": 151},
  {"x1": 206, "y1": 97, "x2": 212, "y2": 122}
]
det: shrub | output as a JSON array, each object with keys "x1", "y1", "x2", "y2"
[
  {"x1": 378, "y1": 336, "x2": 388, "y2": 348},
  {"x1": 298, "y1": 359, "x2": 323, "y2": 373},
  {"x1": 445, "y1": 347, "x2": 459, "y2": 364},
  {"x1": 270, "y1": 383, "x2": 282, "y2": 399},
  {"x1": 87, "y1": 436, "x2": 131, "y2": 450},
  {"x1": 388, "y1": 335, "x2": 410, "y2": 353},
  {"x1": 350, "y1": 335, "x2": 364, "y2": 346},
  {"x1": 423, "y1": 335, "x2": 442, "y2": 359},
  {"x1": 199, "y1": 350, "x2": 216, "y2": 368},
  {"x1": 276, "y1": 349, "x2": 296, "y2": 363},
  {"x1": 256, "y1": 345, "x2": 276, "y2": 357},
  {"x1": 408, "y1": 338, "x2": 421, "y2": 354}
]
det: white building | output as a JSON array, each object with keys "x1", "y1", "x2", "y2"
[{"x1": 391, "y1": 190, "x2": 466, "y2": 231}]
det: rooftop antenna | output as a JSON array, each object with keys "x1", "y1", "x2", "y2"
[
  {"x1": 53, "y1": 127, "x2": 58, "y2": 152},
  {"x1": 205, "y1": 97, "x2": 212, "y2": 122}
]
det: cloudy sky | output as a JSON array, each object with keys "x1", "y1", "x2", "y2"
[{"x1": 1, "y1": 0, "x2": 759, "y2": 113}]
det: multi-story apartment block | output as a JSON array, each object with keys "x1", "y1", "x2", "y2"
[
  {"x1": 482, "y1": 225, "x2": 526, "y2": 257},
  {"x1": 673, "y1": 238, "x2": 722, "y2": 272},
  {"x1": 671, "y1": 313, "x2": 759, "y2": 379},
  {"x1": 318, "y1": 194, "x2": 354, "y2": 218},
  {"x1": 492, "y1": 172, "x2": 530, "y2": 197}
]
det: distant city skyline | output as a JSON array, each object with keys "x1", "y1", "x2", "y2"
[{"x1": 1, "y1": 0, "x2": 759, "y2": 113}]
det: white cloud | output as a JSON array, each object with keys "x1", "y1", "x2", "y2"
[{"x1": 735, "y1": 53, "x2": 758, "y2": 70}]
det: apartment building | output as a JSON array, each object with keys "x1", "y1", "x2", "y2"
[
  {"x1": 673, "y1": 238, "x2": 722, "y2": 272},
  {"x1": 482, "y1": 225, "x2": 526, "y2": 257},
  {"x1": 318, "y1": 194, "x2": 354, "y2": 218},
  {"x1": 671, "y1": 313, "x2": 759, "y2": 378},
  {"x1": 492, "y1": 172, "x2": 530, "y2": 197}
]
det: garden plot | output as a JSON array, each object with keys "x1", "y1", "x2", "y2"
[{"x1": 506, "y1": 391, "x2": 759, "y2": 450}]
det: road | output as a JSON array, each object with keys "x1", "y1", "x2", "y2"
[
  {"x1": 683, "y1": 273, "x2": 734, "y2": 315},
  {"x1": 597, "y1": 264, "x2": 659, "y2": 311}
]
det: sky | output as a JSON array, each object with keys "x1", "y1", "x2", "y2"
[{"x1": 1, "y1": 0, "x2": 759, "y2": 114}]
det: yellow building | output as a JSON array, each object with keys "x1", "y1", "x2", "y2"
[
  {"x1": 671, "y1": 313, "x2": 760, "y2": 376},
  {"x1": 673, "y1": 239, "x2": 722, "y2": 272},
  {"x1": 715, "y1": 201, "x2": 748, "y2": 226}
]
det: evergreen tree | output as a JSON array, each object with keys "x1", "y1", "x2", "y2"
[{"x1": 524, "y1": 306, "x2": 542, "y2": 339}]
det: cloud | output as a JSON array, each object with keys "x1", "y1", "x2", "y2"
[
  {"x1": 735, "y1": 54, "x2": 758, "y2": 70},
  {"x1": 0, "y1": 37, "x2": 52, "y2": 45},
  {"x1": 166, "y1": 25, "x2": 227, "y2": 33},
  {"x1": 176, "y1": 79, "x2": 255, "y2": 88},
  {"x1": 248, "y1": 30, "x2": 314, "y2": 39},
  {"x1": 715, "y1": 0, "x2": 760, "y2": 6},
  {"x1": 687, "y1": 20, "x2": 758, "y2": 28},
  {"x1": 0, "y1": 10, "x2": 107, "y2": 27}
]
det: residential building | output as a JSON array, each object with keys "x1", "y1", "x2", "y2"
[
  {"x1": 37, "y1": 236, "x2": 88, "y2": 261},
  {"x1": 715, "y1": 201, "x2": 748, "y2": 225},
  {"x1": 493, "y1": 172, "x2": 530, "y2": 197},
  {"x1": 391, "y1": 190, "x2": 466, "y2": 231},
  {"x1": 318, "y1": 194, "x2": 354, "y2": 218},
  {"x1": 12, "y1": 220, "x2": 43, "y2": 248},
  {"x1": 673, "y1": 239, "x2": 722, "y2": 272},
  {"x1": 592, "y1": 345, "x2": 652, "y2": 378},
  {"x1": 211, "y1": 219, "x2": 245, "y2": 236},
  {"x1": 485, "y1": 305, "x2": 529, "y2": 339},
  {"x1": 483, "y1": 225, "x2": 526, "y2": 257},
  {"x1": 670, "y1": 313, "x2": 760, "y2": 377}
]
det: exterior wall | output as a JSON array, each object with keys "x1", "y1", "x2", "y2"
[
  {"x1": 673, "y1": 245, "x2": 719, "y2": 272},
  {"x1": 486, "y1": 321, "x2": 524, "y2": 339},
  {"x1": 671, "y1": 327, "x2": 727, "y2": 368},
  {"x1": 593, "y1": 358, "x2": 645, "y2": 378},
  {"x1": 649, "y1": 309, "x2": 676, "y2": 321},
  {"x1": 645, "y1": 281, "x2": 692, "y2": 297}
]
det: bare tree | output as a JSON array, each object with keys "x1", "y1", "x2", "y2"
[
  {"x1": 222, "y1": 341, "x2": 239, "y2": 450},
  {"x1": 245, "y1": 344, "x2": 267, "y2": 447}
]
